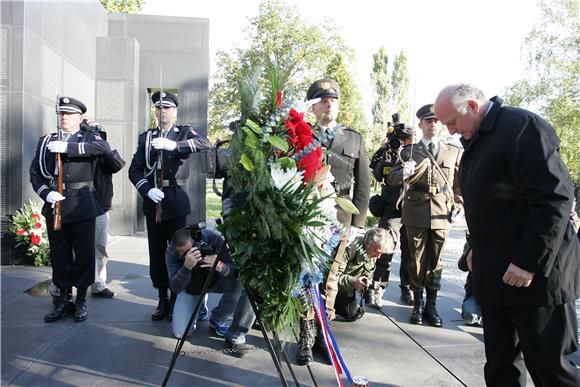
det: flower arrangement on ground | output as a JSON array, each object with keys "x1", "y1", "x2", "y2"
[
  {"x1": 220, "y1": 60, "x2": 357, "y2": 332},
  {"x1": 9, "y1": 200, "x2": 50, "y2": 266}
]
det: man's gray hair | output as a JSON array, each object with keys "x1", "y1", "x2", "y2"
[
  {"x1": 363, "y1": 227, "x2": 390, "y2": 249},
  {"x1": 448, "y1": 84, "x2": 486, "y2": 114}
]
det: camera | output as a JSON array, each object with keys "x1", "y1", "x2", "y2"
[
  {"x1": 385, "y1": 113, "x2": 408, "y2": 151},
  {"x1": 185, "y1": 222, "x2": 218, "y2": 295},
  {"x1": 189, "y1": 222, "x2": 217, "y2": 258}
]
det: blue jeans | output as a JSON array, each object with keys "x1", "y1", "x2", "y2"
[{"x1": 171, "y1": 275, "x2": 255, "y2": 344}]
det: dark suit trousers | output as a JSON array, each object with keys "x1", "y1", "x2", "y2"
[
  {"x1": 482, "y1": 302, "x2": 578, "y2": 387},
  {"x1": 47, "y1": 217, "x2": 96, "y2": 290},
  {"x1": 405, "y1": 226, "x2": 448, "y2": 292},
  {"x1": 145, "y1": 215, "x2": 186, "y2": 289}
]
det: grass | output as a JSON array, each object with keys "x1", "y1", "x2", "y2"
[{"x1": 206, "y1": 180, "x2": 223, "y2": 220}]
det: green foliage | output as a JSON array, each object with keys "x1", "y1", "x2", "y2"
[
  {"x1": 220, "y1": 58, "x2": 343, "y2": 332},
  {"x1": 208, "y1": 0, "x2": 350, "y2": 143},
  {"x1": 371, "y1": 47, "x2": 390, "y2": 127},
  {"x1": 504, "y1": 0, "x2": 579, "y2": 181},
  {"x1": 390, "y1": 50, "x2": 411, "y2": 123},
  {"x1": 325, "y1": 53, "x2": 369, "y2": 139},
  {"x1": 99, "y1": 0, "x2": 144, "y2": 13},
  {"x1": 9, "y1": 200, "x2": 50, "y2": 266}
]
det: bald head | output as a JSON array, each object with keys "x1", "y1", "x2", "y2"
[{"x1": 434, "y1": 83, "x2": 488, "y2": 140}]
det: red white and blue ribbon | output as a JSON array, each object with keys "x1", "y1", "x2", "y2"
[{"x1": 308, "y1": 285, "x2": 353, "y2": 386}]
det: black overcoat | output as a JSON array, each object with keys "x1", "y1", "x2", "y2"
[{"x1": 459, "y1": 96, "x2": 579, "y2": 307}]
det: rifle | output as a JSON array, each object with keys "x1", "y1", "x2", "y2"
[
  {"x1": 53, "y1": 95, "x2": 63, "y2": 230},
  {"x1": 155, "y1": 67, "x2": 164, "y2": 223}
]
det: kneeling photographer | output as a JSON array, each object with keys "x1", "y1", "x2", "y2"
[
  {"x1": 334, "y1": 227, "x2": 395, "y2": 321},
  {"x1": 166, "y1": 225, "x2": 255, "y2": 357}
]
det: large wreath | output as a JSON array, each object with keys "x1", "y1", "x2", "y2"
[{"x1": 220, "y1": 61, "x2": 357, "y2": 332}]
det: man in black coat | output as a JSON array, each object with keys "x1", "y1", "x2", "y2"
[
  {"x1": 128, "y1": 91, "x2": 210, "y2": 321},
  {"x1": 434, "y1": 83, "x2": 579, "y2": 387},
  {"x1": 30, "y1": 96, "x2": 111, "y2": 323}
]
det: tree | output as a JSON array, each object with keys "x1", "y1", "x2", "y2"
[
  {"x1": 99, "y1": 0, "x2": 145, "y2": 13},
  {"x1": 390, "y1": 50, "x2": 411, "y2": 124},
  {"x1": 208, "y1": 0, "x2": 349, "y2": 142},
  {"x1": 504, "y1": 0, "x2": 579, "y2": 182},
  {"x1": 371, "y1": 47, "x2": 389, "y2": 127},
  {"x1": 325, "y1": 53, "x2": 369, "y2": 140}
]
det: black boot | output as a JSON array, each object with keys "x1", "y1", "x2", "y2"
[
  {"x1": 152, "y1": 288, "x2": 169, "y2": 321},
  {"x1": 409, "y1": 291, "x2": 424, "y2": 325},
  {"x1": 296, "y1": 319, "x2": 316, "y2": 366},
  {"x1": 74, "y1": 297, "x2": 88, "y2": 322},
  {"x1": 45, "y1": 291, "x2": 74, "y2": 323},
  {"x1": 400, "y1": 285, "x2": 414, "y2": 305},
  {"x1": 423, "y1": 290, "x2": 443, "y2": 327},
  {"x1": 313, "y1": 321, "x2": 332, "y2": 364}
]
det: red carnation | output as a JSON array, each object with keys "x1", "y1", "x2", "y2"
[
  {"x1": 31, "y1": 235, "x2": 41, "y2": 245},
  {"x1": 276, "y1": 90, "x2": 283, "y2": 108},
  {"x1": 16, "y1": 229, "x2": 26, "y2": 236},
  {"x1": 35, "y1": 222, "x2": 42, "y2": 229},
  {"x1": 32, "y1": 213, "x2": 41, "y2": 221}
]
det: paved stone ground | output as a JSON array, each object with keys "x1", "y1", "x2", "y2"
[{"x1": 2, "y1": 225, "x2": 578, "y2": 386}]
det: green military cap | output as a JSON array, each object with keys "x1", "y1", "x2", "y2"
[
  {"x1": 306, "y1": 78, "x2": 340, "y2": 101},
  {"x1": 416, "y1": 104, "x2": 436, "y2": 121}
]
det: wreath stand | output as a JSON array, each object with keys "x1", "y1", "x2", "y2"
[{"x1": 161, "y1": 259, "x2": 319, "y2": 387}]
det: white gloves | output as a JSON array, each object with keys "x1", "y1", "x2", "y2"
[
  {"x1": 151, "y1": 137, "x2": 176, "y2": 151},
  {"x1": 46, "y1": 191, "x2": 66, "y2": 204},
  {"x1": 47, "y1": 141, "x2": 68, "y2": 153},
  {"x1": 402, "y1": 160, "x2": 417, "y2": 180},
  {"x1": 147, "y1": 188, "x2": 165, "y2": 203},
  {"x1": 348, "y1": 226, "x2": 365, "y2": 245}
]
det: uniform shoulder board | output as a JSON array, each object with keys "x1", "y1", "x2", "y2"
[
  {"x1": 399, "y1": 144, "x2": 413, "y2": 159},
  {"x1": 177, "y1": 125, "x2": 198, "y2": 136}
]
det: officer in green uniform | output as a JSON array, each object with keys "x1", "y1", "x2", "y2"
[
  {"x1": 295, "y1": 78, "x2": 371, "y2": 366},
  {"x1": 387, "y1": 104, "x2": 463, "y2": 327}
]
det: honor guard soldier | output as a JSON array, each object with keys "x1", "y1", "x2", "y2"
[
  {"x1": 128, "y1": 91, "x2": 211, "y2": 321},
  {"x1": 387, "y1": 104, "x2": 463, "y2": 327},
  {"x1": 30, "y1": 96, "x2": 111, "y2": 323},
  {"x1": 368, "y1": 123, "x2": 415, "y2": 308},
  {"x1": 296, "y1": 78, "x2": 371, "y2": 366}
]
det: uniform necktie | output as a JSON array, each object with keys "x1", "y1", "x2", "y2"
[
  {"x1": 428, "y1": 142, "x2": 435, "y2": 156},
  {"x1": 62, "y1": 133, "x2": 71, "y2": 142}
]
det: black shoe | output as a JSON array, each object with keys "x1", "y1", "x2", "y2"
[
  {"x1": 45, "y1": 300, "x2": 74, "y2": 323},
  {"x1": 74, "y1": 299, "x2": 88, "y2": 322},
  {"x1": 410, "y1": 305, "x2": 423, "y2": 325},
  {"x1": 152, "y1": 298, "x2": 169, "y2": 321},
  {"x1": 423, "y1": 305, "x2": 443, "y2": 327},
  {"x1": 296, "y1": 319, "x2": 315, "y2": 366},
  {"x1": 400, "y1": 287, "x2": 414, "y2": 305},
  {"x1": 410, "y1": 292, "x2": 424, "y2": 325},
  {"x1": 91, "y1": 288, "x2": 115, "y2": 298},
  {"x1": 225, "y1": 340, "x2": 250, "y2": 358},
  {"x1": 313, "y1": 337, "x2": 332, "y2": 365}
]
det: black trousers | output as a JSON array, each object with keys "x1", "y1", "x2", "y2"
[
  {"x1": 374, "y1": 216, "x2": 410, "y2": 287},
  {"x1": 482, "y1": 302, "x2": 578, "y2": 387},
  {"x1": 47, "y1": 217, "x2": 96, "y2": 290},
  {"x1": 145, "y1": 215, "x2": 186, "y2": 289}
]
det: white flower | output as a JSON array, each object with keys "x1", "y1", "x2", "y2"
[
  {"x1": 270, "y1": 163, "x2": 303, "y2": 191},
  {"x1": 30, "y1": 228, "x2": 43, "y2": 237}
]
